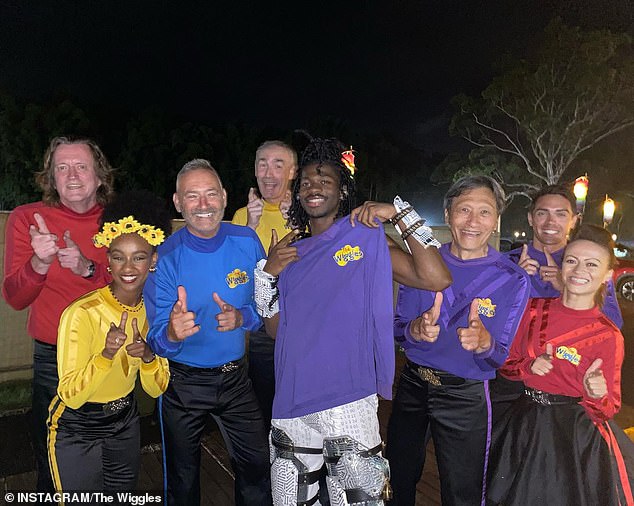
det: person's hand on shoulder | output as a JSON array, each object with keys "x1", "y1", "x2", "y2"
[{"x1": 349, "y1": 201, "x2": 395, "y2": 228}]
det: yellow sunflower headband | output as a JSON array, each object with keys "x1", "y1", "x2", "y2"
[{"x1": 93, "y1": 216, "x2": 166, "y2": 248}]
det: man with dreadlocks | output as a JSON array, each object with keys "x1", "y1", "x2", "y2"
[{"x1": 255, "y1": 137, "x2": 452, "y2": 506}]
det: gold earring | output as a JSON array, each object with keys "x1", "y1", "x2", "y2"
[
  {"x1": 107, "y1": 266, "x2": 112, "y2": 273},
  {"x1": 149, "y1": 265, "x2": 156, "y2": 273}
]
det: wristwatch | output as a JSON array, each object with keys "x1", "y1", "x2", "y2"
[{"x1": 83, "y1": 260, "x2": 96, "y2": 279}]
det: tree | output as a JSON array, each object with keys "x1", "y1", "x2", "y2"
[
  {"x1": 0, "y1": 92, "x2": 93, "y2": 209},
  {"x1": 448, "y1": 19, "x2": 634, "y2": 198}
]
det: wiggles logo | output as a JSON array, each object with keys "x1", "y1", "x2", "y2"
[
  {"x1": 556, "y1": 346, "x2": 581, "y2": 366},
  {"x1": 226, "y1": 269, "x2": 249, "y2": 288},
  {"x1": 477, "y1": 298, "x2": 496, "y2": 318},
  {"x1": 333, "y1": 244, "x2": 364, "y2": 266}
]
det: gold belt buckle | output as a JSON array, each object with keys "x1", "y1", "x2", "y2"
[{"x1": 418, "y1": 366, "x2": 441, "y2": 387}]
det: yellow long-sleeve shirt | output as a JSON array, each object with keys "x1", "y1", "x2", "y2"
[
  {"x1": 232, "y1": 200, "x2": 290, "y2": 252},
  {"x1": 56, "y1": 286, "x2": 170, "y2": 409}
]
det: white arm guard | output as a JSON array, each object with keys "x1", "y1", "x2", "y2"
[
  {"x1": 392, "y1": 196, "x2": 441, "y2": 249},
  {"x1": 254, "y1": 259, "x2": 280, "y2": 318}
]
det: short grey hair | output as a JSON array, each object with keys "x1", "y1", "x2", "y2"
[
  {"x1": 443, "y1": 175, "x2": 506, "y2": 214},
  {"x1": 255, "y1": 140, "x2": 297, "y2": 169},
  {"x1": 175, "y1": 159, "x2": 222, "y2": 190}
]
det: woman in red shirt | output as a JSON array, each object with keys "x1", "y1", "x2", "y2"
[{"x1": 488, "y1": 224, "x2": 634, "y2": 506}]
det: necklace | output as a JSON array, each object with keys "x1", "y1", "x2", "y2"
[{"x1": 108, "y1": 285, "x2": 144, "y2": 312}]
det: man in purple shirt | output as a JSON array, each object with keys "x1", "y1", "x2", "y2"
[
  {"x1": 387, "y1": 175, "x2": 530, "y2": 506},
  {"x1": 257, "y1": 137, "x2": 451, "y2": 506},
  {"x1": 506, "y1": 184, "x2": 622, "y2": 327}
]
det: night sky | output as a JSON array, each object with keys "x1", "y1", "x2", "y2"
[
  {"x1": 5, "y1": 1, "x2": 629, "y2": 148},
  {"x1": 1, "y1": 1, "x2": 632, "y2": 230}
]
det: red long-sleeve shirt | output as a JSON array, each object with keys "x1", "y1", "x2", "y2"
[
  {"x1": 2, "y1": 202, "x2": 110, "y2": 344},
  {"x1": 500, "y1": 297, "x2": 623, "y2": 423}
]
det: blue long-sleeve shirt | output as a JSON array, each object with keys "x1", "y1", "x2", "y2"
[
  {"x1": 395, "y1": 243, "x2": 530, "y2": 381},
  {"x1": 144, "y1": 223, "x2": 264, "y2": 367}
]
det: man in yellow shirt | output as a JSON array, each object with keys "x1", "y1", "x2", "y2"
[{"x1": 232, "y1": 140, "x2": 296, "y2": 428}]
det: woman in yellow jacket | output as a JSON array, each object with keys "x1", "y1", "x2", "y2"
[{"x1": 47, "y1": 190, "x2": 171, "y2": 495}]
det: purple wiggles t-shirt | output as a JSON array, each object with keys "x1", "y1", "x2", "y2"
[
  {"x1": 395, "y1": 244, "x2": 530, "y2": 381},
  {"x1": 272, "y1": 217, "x2": 394, "y2": 419},
  {"x1": 507, "y1": 243, "x2": 623, "y2": 328}
]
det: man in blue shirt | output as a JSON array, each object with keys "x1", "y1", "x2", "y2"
[{"x1": 145, "y1": 159, "x2": 271, "y2": 506}]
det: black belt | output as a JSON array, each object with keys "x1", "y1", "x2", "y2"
[
  {"x1": 323, "y1": 442, "x2": 383, "y2": 465},
  {"x1": 170, "y1": 357, "x2": 244, "y2": 375},
  {"x1": 406, "y1": 360, "x2": 465, "y2": 386},
  {"x1": 34, "y1": 339, "x2": 57, "y2": 351},
  {"x1": 81, "y1": 393, "x2": 133, "y2": 414},
  {"x1": 524, "y1": 387, "x2": 582, "y2": 406}
]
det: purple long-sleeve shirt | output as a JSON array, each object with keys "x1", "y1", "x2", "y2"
[
  {"x1": 272, "y1": 217, "x2": 394, "y2": 419},
  {"x1": 507, "y1": 242, "x2": 623, "y2": 328},
  {"x1": 395, "y1": 243, "x2": 530, "y2": 381}
]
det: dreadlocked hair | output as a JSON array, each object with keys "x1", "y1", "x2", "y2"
[
  {"x1": 101, "y1": 190, "x2": 173, "y2": 250},
  {"x1": 287, "y1": 137, "x2": 357, "y2": 236}
]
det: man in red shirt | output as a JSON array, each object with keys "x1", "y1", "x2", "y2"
[{"x1": 2, "y1": 136, "x2": 115, "y2": 492}]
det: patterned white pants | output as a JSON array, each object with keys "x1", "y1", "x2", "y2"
[{"x1": 270, "y1": 395, "x2": 384, "y2": 505}]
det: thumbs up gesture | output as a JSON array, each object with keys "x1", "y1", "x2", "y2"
[
  {"x1": 583, "y1": 359, "x2": 607, "y2": 399},
  {"x1": 168, "y1": 286, "x2": 200, "y2": 342},
  {"x1": 246, "y1": 187, "x2": 264, "y2": 229},
  {"x1": 57, "y1": 230, "x2": 91, "y2": 276},
  {"x1": 539, "y1": 247, "x2": 563, "y2": 291},
  {"x1": 518, "y1": 244, "x2": 540, "y2": 276},
  {"x1": 457, "y1": 298, "x2": 492, "y2": 353},
  {"x1": 410, "y1": 292, "x2": 443, "y2": 342},
  {"x1": 103, "y1": 311, "x2": 128, "y2": 359},
  {"x1": 530, "y1": 343, "x2": 555, "y2": 376},
  {"x1": 213, "y1": 292, "x2": 243, "y2": 332},
  {"x1": 29, "y1": 213, "x2": 59, "y2": 273}
]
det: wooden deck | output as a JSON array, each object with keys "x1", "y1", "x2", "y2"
[{"x1": 0, "y1": 403, "x2": 441, "y2": 505}]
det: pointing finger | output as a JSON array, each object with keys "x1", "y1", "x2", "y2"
[
  {"x1": 519, "y1": 244, "x2": 529, "y2": 263},
  {"x1": 63, "y1": 230, "x2": 77, "y2": 248},
  {"x1": 131, "y1": 317, "x2": 140, "y2": 338},
  {"x1": 33, "y1": 213, "x2": 50, "y2": 234},
  {"x1": 177, "y1": 285, "x2": 188, "y2": 313},
  {"x1": 270, "y1": 229, "x2": 279, "y2": 250},
  {"x1": 119, "y1": 311, "x2": 128, "y2": 330},
  {"x1": 546, "y1": 343, "x2": 553, "y2": 357},
  {"x1": 276, "y1": 229, "x2": 299, "y2": 249},
  {"x1": 248, "y1": 187, "x2": 258, "y2": 203},
  {"x1": 543, "y1": 247, "x2": 557, "y2": 267}
]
